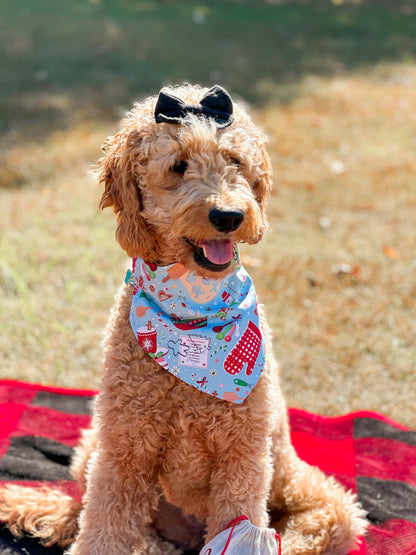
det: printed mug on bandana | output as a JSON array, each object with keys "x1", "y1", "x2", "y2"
[{"x1": 128, "y1": 251, "x2": 265, "y2": 403}]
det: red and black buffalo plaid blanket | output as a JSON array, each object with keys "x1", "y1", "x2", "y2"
[{"x1": 0, "y1": 380, "x2": 415, "y2": 554}]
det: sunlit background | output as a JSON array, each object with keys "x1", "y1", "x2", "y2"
[{"x1": 1, "y1": 0, "x2": 415, "y2": 425}]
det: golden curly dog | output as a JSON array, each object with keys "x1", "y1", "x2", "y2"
[{"x1": 0, "y1": 84, "x2": 366, "y2": 554}]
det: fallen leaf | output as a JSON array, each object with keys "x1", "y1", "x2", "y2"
[
  {"x1": 351, "y1": 203, "x2": 375, "y2": 211},
  {"x1": 383, "y1": 245, "x2": 398, "y2": 259},
  {"x1": 330, "y1": 159, "x2": 346, "y2": 174},
  {"x1": 319, "y1": 217, "x2": 331, "y2": 230},
  {"x1": 331, "y1": 263, "x2": 360, "y2": 277}
]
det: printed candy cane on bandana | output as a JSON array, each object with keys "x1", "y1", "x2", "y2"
[
  {"x1": 210, "y1": 344, "x2": 227, "y2": 358},
  {"x1": 157, "y1": 312, "x2": 174, "y2": 333}
]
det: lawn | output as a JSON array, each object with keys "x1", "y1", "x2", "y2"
[{"x1": 0, "y1": 0, "x2": 415, "y2": 425}]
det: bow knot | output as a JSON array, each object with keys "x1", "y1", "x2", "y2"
[{"x1": 154, "y1": 85, "x2": 234, "y2": 128}]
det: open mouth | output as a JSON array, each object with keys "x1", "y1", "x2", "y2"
[{"x1": 185, "y1": 238, "x2": 234, "y2": 272}]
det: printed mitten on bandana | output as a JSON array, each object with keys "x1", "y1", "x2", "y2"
[
  {"x1": 200, "y1": 516, "x2": 281, "y2": 555},
  {"x1": 223, "y1": 320, "x2": 262, "y2": 376}
]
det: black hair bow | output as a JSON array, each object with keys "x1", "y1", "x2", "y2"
[{"x1": 154, "y1": 85, "x2": 234, "y2": 128}]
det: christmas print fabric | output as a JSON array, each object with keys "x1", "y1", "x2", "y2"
[
  {"x1": 128, "y1": 254, "x2": 265, "y2": 403},
  {"x1": 200, "y1": 516, "x2": 281, "y2": 554}
]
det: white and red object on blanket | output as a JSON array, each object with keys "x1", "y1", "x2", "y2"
[{"x1": 200, "y1": 516, "x2": 281, "y2": 555}]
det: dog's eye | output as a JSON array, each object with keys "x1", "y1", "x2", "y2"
[
  {"x1": 230, "y1": 157, "x2": 241, "y2": 167},
  {"x1": 172, "y1": 160, "x2": 188, "y2": 174}
]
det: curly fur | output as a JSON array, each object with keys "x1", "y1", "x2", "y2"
[{"x1": 0, "y1": 84, "x2": 367, "y2": 554}]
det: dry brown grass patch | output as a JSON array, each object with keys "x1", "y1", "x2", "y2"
[{"x1": 1, "y1": 65, "x2": 415, "y2": 425}]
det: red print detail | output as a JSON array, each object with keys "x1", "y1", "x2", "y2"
[
  {"x1": 224, "y1": 320, "x2": 262, "y2": 376},
  {"x1": 158, "y1": 290, "x2": 172, "y2": 302}
]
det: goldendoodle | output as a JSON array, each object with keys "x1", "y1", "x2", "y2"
[{"x1": 0, "y1": 84, "x2": 366, "y2": 554}]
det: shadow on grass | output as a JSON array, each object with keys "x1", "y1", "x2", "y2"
[{"x1": 1, "y1": 0, "x2": 415, "y2": 141}]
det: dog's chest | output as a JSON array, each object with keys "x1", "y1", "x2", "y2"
[{"x1": 157, "y1": 403, "x2": 231, "y2": 514}]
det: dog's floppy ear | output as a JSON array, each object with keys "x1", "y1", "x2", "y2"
[
  {"x1": 254, "y1": 143, "x2": 273, "y2": 236},
  {"x1": 96, "y1": 129, "x2": 157, "y2": 259}
]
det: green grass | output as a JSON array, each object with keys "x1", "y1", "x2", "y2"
[
  {"x1": 1, "y1": 0, "x2": 415, "y2": 140},
  {"x1": 0, "y1": 1, "x2": 415, "y2": 425},
  {"x1": 0, "y1": 126, "x2": 124, "y2": 386}
]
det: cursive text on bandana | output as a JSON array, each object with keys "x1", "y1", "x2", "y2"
[{"x1": 128, "y1": 254, "x2": 265, "y2": 403}]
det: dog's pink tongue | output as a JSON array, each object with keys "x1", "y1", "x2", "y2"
[{"x1": 200, "y1": 239, "x2": 233, "y2": 265}]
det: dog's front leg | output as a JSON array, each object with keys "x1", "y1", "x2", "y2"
[
  {"x1": 204, "y1": 431, "x2": 273, "y2": 542},
  {"x1": 66, "y1": 447, "x2": 160, "y2": 555}
]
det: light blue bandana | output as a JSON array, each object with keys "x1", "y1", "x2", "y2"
[{"x1": 128, "y1": 252, "x2": 265, "y2": 403}]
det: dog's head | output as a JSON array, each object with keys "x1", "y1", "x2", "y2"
[{"x1": 96, "y1": 84, "x2": 272, "y2": 278}]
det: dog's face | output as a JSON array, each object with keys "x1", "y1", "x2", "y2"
[{"x1": 97, "y1": 85, "x2": 272, "y2": 279}]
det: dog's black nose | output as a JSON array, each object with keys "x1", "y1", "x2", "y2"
[{"x1": 209, "y1": 209, "x2": 244, "y2": 233}]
